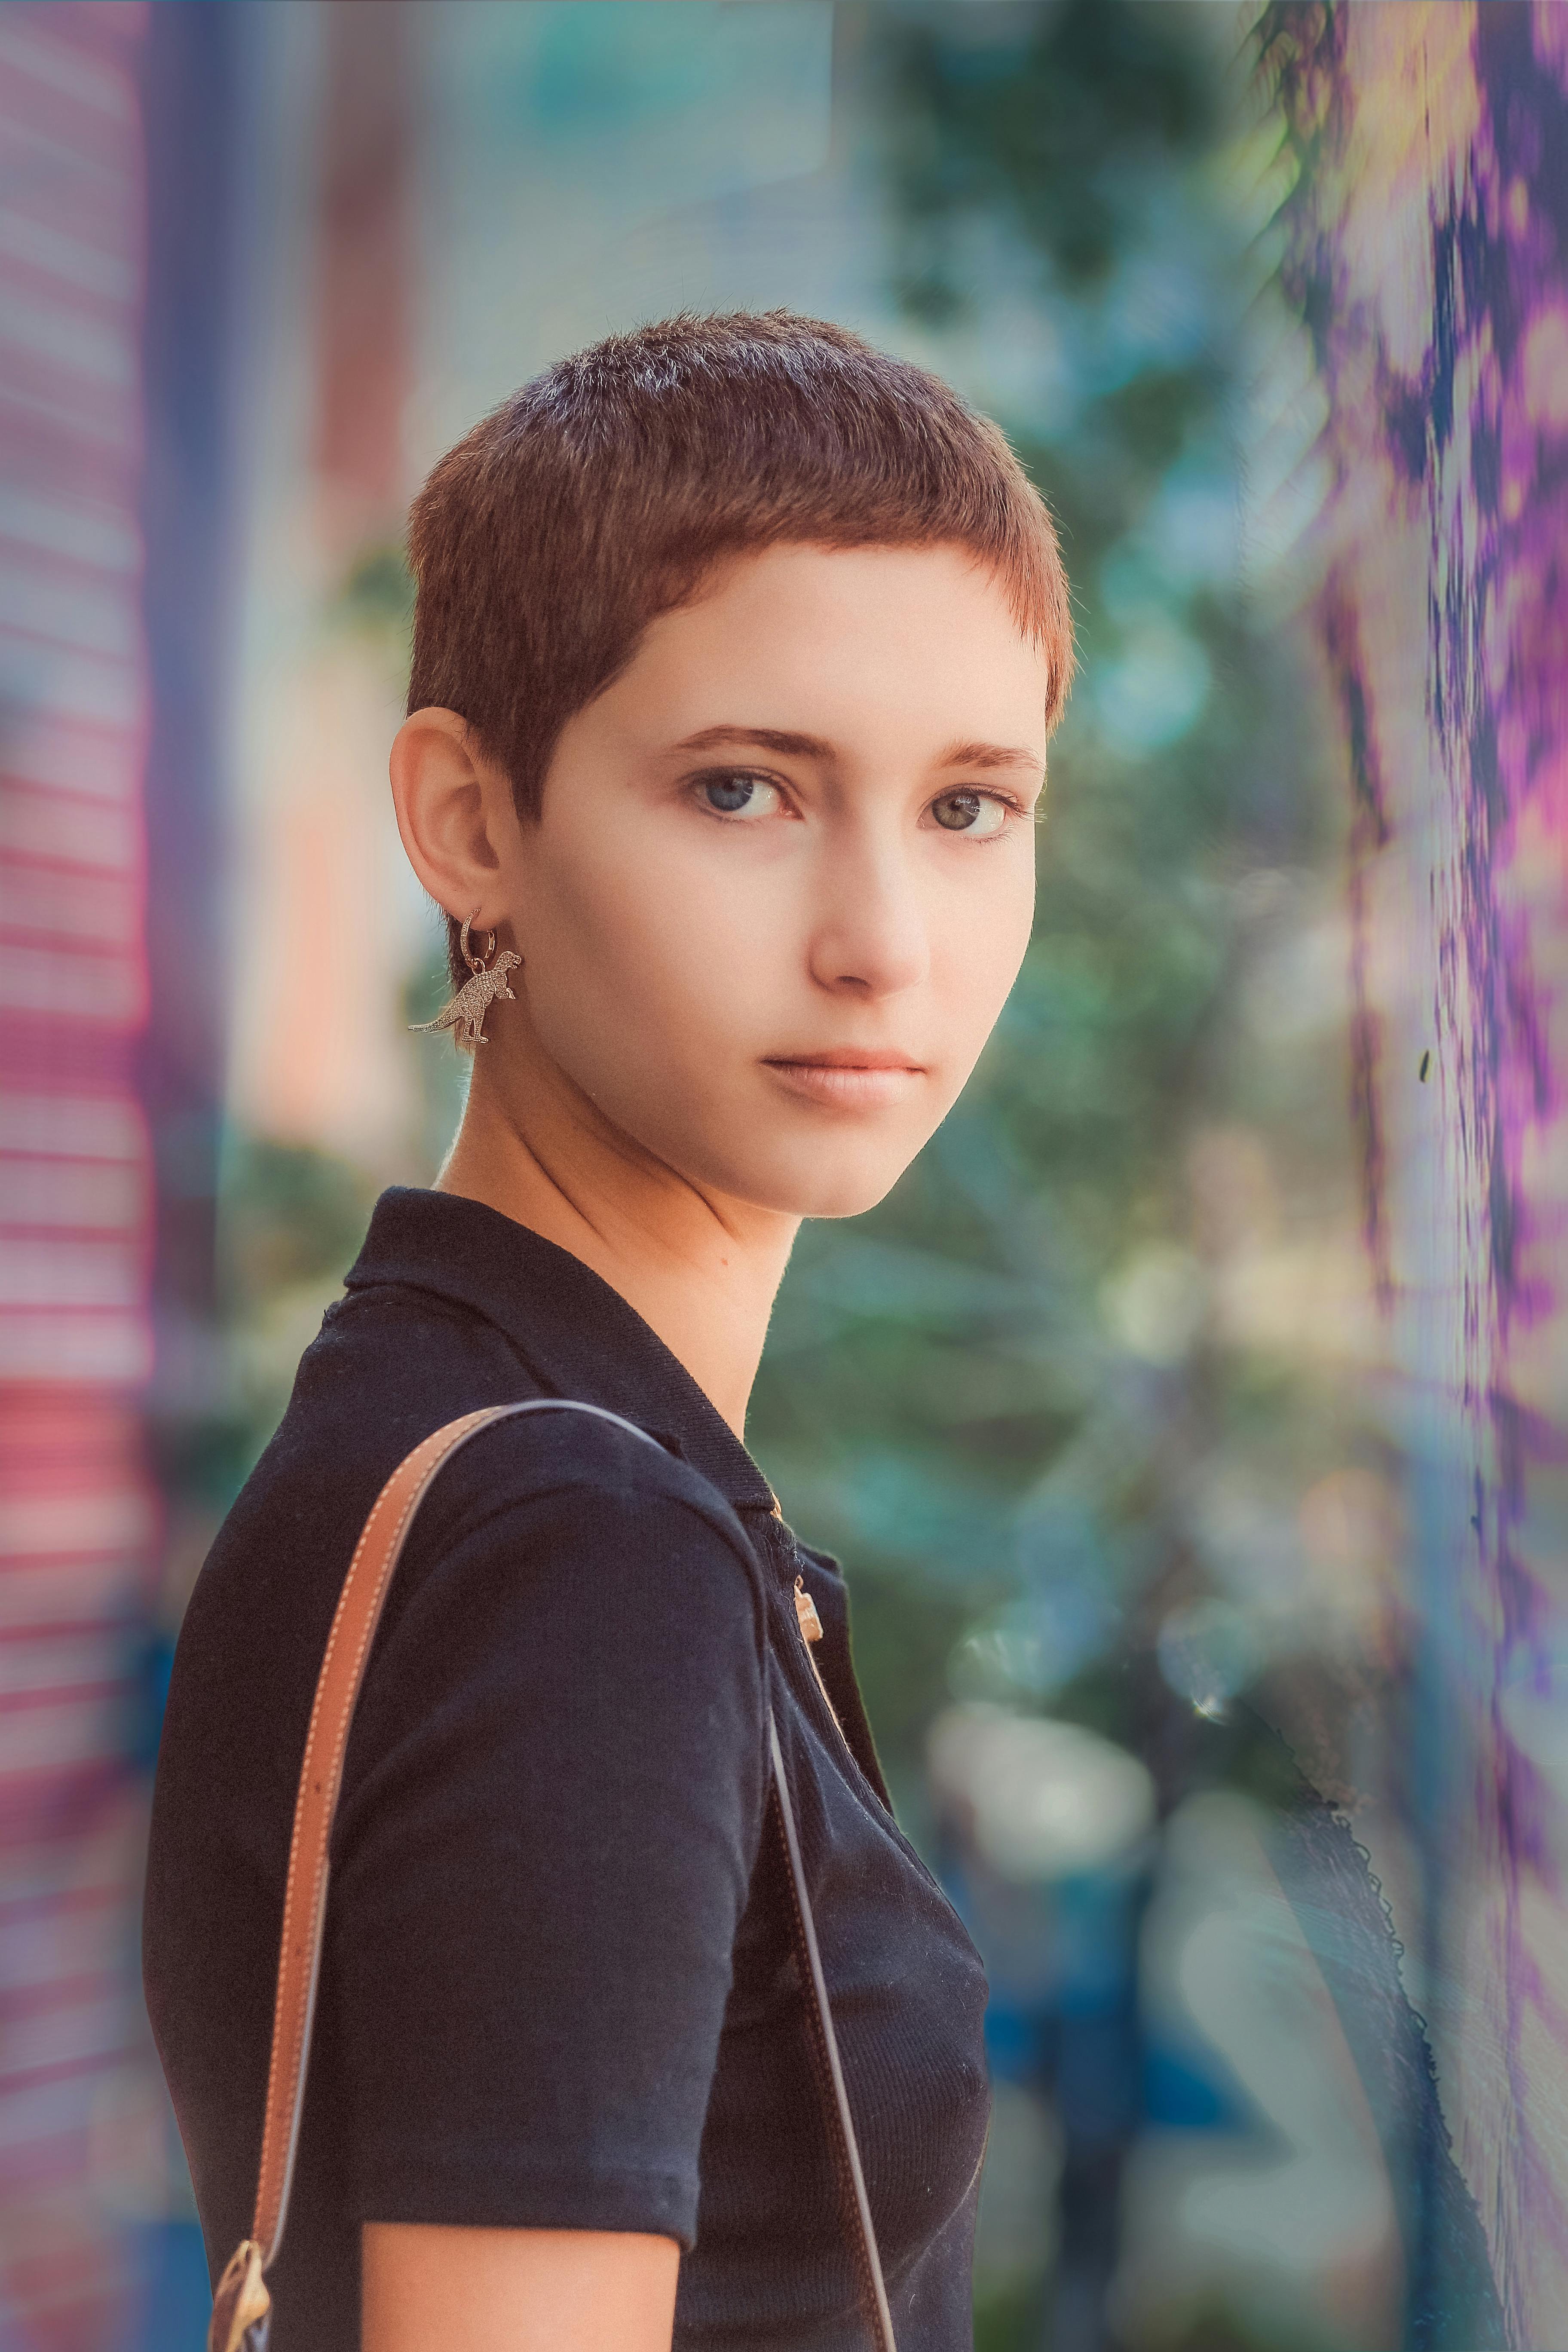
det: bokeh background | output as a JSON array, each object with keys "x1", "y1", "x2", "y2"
[{"x1": 3, "y1": 3, "x2": 1566, "y2": 2348}]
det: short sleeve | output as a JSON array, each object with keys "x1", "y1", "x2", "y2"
[{"x1": 322, "y1": 1421, "x2": 769, "y2": 2247}]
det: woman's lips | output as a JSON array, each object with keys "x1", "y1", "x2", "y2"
[{"x1": 762, "y1": 1050, "x2": 927, "y2": 1108}]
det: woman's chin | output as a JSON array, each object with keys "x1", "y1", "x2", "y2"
[{"x1": 701, "y1": 1145, "x2": 917, "y2": 1222}]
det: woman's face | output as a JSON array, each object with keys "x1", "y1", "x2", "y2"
[{"x1": 504, "y1": 542, "x2": 1053, "y2": 1220}]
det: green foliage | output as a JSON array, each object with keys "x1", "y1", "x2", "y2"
[
  {"x1": 751, "y1": 0, "x2": 1334, "y2": 1788},
  {"x1": 219, "y1": 1134, "x2": 377, "y2": 1305},
  {"x1": 972, "y1": 2272, "x2": 1046, "y2": 2352},
  {"x1": 883, "y1": 0, "x2": 1221, "y2": 306},
  {"x1": 337, "y1": 542, "x2": 415, "y2": 646},
  {"x1": 215, "y1": 1136, "x2": 380, "y2": 1486}
]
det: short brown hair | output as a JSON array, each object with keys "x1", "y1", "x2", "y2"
[{"x1": 407, "y1": 310, "x2": 1073, "y2": 985}]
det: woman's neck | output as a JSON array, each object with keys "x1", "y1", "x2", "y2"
[{"x1": 435, "y1": 1047, "x2": 799, "y2": 1443}]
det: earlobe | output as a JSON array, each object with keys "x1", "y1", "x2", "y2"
[{"x1": 390, "y1": 706, "x2": 510, "y2": 930}]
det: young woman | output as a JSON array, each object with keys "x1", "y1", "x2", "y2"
[{"x1": 144, "y1": 311, "x2": 1074, "y2": 2352}]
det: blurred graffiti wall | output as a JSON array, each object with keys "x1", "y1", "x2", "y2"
[
  {"x1": 1261, "y1": 3, "x2": 1568, "y2": 2342},
  {"x1": 0, "y1": 4, "x2": 246, "y2": 2343}
]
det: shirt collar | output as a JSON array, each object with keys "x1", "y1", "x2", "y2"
[{"x1": 344, "y1": 1187, "x2": 780, "y2": 1518}]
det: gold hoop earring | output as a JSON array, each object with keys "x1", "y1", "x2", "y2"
[
  {"x1": 409, "y1": 913, "x2": 522, "y2": 1050},
  {"x1": 460, "y1": 915, "x2": 495, "y2": 974}
]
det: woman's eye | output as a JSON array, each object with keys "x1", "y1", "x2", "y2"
[
  {"x1": 699, "y1": 773, "x2": 782, "y2": 820},
  {"x1": 931, "y1": 790, "x2": 1009, "y2": 836}
]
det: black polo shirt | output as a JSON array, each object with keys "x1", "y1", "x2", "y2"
[{"x1": 144, "y1": 1188, "x2": 990, "y2": 2349}]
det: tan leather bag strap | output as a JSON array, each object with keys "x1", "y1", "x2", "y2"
[{"x1": 208, "y1": 1399, "x2": 895, "y2": 2352}]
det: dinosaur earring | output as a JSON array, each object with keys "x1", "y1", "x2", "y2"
[{"x1": 410, "y1": 915, "x2": 522, "y2": 1049}]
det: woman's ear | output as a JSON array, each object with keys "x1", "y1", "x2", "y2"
[{"x1": 389, "y1": 708, "x2": 519, "y2": 929}]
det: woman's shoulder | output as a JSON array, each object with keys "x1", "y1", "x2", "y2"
[
  {"x1": 395, "y1": 1392, "x2": 767, "y2": 1609},
  {"x1": 358, "y1": 1404, "x2": 772, "y2": 1741},
  {"x1": 156, "y1": 1319, "x2": 773, "y2": 1886},
  {"x1": 201, "y1": 1286, "x2": 765, "y2": 1689}
]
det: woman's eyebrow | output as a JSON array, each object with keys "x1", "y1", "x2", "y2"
[
  {"x1": 672, "y1": 723, "x2": 836, "y2": 760},
  {"x1": 671, "y1": 726, "x2": 1044, "y2": 777},
  {"x1": 938, "y1": 739, "x2": 1044, "y2": 777}
]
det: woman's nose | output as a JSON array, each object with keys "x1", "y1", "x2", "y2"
[{"x1": 806, "y1": 844, "x2": 930, "y2": 998}]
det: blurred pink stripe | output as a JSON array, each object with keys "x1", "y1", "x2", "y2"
[{"x1": 0, "y1": 3, "x2": 157, "y2": 2343}]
